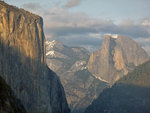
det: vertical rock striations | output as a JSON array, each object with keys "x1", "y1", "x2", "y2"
[
  {"x1": 0, "y1": 1, "x2": 70, "y2": 113},
  {"x1": 88, "y1": 34, "x2": 149, "y2": 84}
]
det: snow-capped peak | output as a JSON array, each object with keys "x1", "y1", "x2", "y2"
[
  {"x1": 46, "y1": 40, "x2": 57, "y2": 49},
  {"x1": 46, "y1": 40, "x2": 64, "y2": 51},
  {"x1": 52, "y1": 40, "x2": 56, "y2": 43},
  {"x1": 105, "y1": 33, "x2": 118, "y2": 39}
]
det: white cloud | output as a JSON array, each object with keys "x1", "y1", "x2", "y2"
[
  {"x1": 89, "y1": 33, "x2": 101, "y2": 39},
  {"x1": 64, "y1": 0, "x2": 82, "y2": 8},
  {"x1": 42, "y1": 8, "x2": 150, "y2": 39},
  {"x1": 38, "y1": 7, "x2": 150, "y2": 51},
  {"x1": 22, "y1": 2, "x2": 42, "y2": 11},
  {"x1": 21, "y1": 3, "x2": 150, "y2": 52},
  {"x1": 141, "y1": 20, "x2": 150, "y2": 26}
]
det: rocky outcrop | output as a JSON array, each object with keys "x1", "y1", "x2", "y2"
[
  {"x1": 85, "y1": 60, "x2": 150, "y2": 113},
  {"x1": 0, "y1": 1, "x2": 70, "y2": 113},
  {"x1": 88, "y1": 34, "x2": 149, "y2": 84},
  {"x1": 46, "y1": 40, "x2": 108, "y2": 113},
  {"x1": 0, "y1": 76, "x2": 26, "y2": 113}
]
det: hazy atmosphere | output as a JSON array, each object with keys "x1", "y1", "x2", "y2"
[
  {"x1": 1, "y1": 1, "x2": 150, "y2": 113},
  {"x1": 5, "y1": 0, "x2": 150, "y2": 53}
]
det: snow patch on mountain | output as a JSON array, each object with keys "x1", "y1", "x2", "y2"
[
  {"x1": 46, "y1": 40, "x2": 56, "y2": 49},
  {"x1": 105, "y1": 33, "x2": 118, "y2": 39},
  {"x1": 46, "y1": 50, "x2": 68, "y2": 59},
  {"x1": 46, "y1": 50, "x2": 55, "y2": 56}
]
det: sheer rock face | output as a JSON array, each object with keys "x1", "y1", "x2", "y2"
[
  {"x1": 0, "y1": 1, "x2": 70, "y2": 113},
  {"x1": 0, "y1": 76, "x2": 26, "y2": 113},
  {"x1": 46, "y1": 40, "x2": 108, "y2": 113},
  {"x1": 88, "y1": 35, "x2": 149, "y2": 84}
]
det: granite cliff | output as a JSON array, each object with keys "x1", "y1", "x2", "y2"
[
  {"x1": 85, "y1": 60, "x2": 150, "y2": 113},
  {"x1": 0, "y1": 1, "x2": 70, "y2": 113},
  {"x1": 0, "y1": 76, "x2": 26, "y2": 113},
  {"x1": 88, "y1": 34, "x2": 149, "y2": 84},
  {"x1": 46, "y1": 40, "x2": 108, "y2": 113}
]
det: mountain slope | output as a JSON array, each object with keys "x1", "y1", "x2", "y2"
[
  {"x1": 0, "y1": 76, "x2": 26, "y2": 113},
  {"x1": 85, "y1": 60, "x2": 150, "y2": 113},
  {"x1": 46, "y1": 40, "x2": 90, "y2": 74},
  {"x1": 46, "y1": 40, "x2": 108, "y2": 113},
  {"x1": 64, "y1": 69, "x2": 108, "y2": 113},
  {"x1": 88, "y1": 34, "x2": 149, "y2": 84},
  {"x1": 0, "y1": 1, "x2": 70, "y2": 113}
]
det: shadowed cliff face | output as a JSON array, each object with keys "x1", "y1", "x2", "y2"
[
  {"x1": 85, "y1": 84, "x2": 150, "y2": 113},
  {"x1": 88, "y1": 35, "x2": 149, "y2": 84},
  {"x1": 85, "y1": 61, "x2": 150, "y2": 113},
  {"x1": 0, "y1": 1, "x2": 70, "y2": 113},
  {"x1": 0, "y1": 76, "x2": 26, "y2": 113}
]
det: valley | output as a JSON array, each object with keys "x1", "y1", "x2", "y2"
[{"x1": 0, "y1": 1, "x2": 150, "y2": 113}]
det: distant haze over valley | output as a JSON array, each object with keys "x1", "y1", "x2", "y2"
[
  {"x1": 46, "y1": 34, "x2": 149, "y2": 113},
  {"x1": 0, "y1": 1, "x2": 150, "y2": 113}
]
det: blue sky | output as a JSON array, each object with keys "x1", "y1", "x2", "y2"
[
  {"x1": 4, "y1": 0, "x2": 150, "y2": 54},
  {"x1": 5, "y1": 0, "x2": 150, "y2": 23}
]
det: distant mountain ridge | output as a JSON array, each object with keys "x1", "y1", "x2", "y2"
[
  {"x1": 46, "y1": 35, "x2": 149, "y2": 113},
  {"x1": 46, "y1": 40, "x2": 90, "y2": 74},
  {"x1": 46, "y1": 40, "x2": 109, "y2": 113},
  {"x1": 46, "y1": 35, "x2": 150, "y2": 113},
  {"x1": 88, "y1": 34, "x2": 149, "y2": 84},
  {"x1": 85, "y1": 60, "x2": 150, "y2": 113}
]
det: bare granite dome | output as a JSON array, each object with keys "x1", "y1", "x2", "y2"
[{"x1": 88, "y1": 35, "x2": 149, "y2": 84}]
